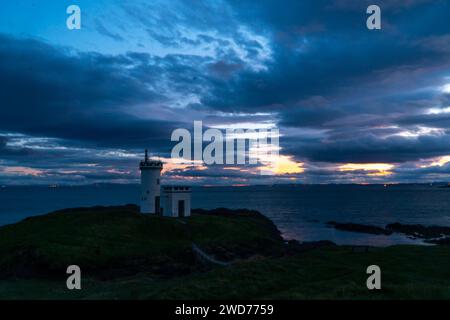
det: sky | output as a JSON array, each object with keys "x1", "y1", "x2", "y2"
[{"x1": 1, "y1": 0, "x2": 450, "y2": 185}]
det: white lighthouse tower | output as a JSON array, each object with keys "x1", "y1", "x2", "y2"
[{"x1": 139, "y1": 149, "x2": 163, "y2": 214}]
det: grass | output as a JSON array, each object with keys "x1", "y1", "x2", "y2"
[
  {"x1": 0, "y1": 205, "x2": 282, "y2": 278},
  {"x1": 1, "y1": 246, "x2": 449, "y2": 299},
  {"x1": 0, "y1": 205, "x2": 449, "y2": 299}
]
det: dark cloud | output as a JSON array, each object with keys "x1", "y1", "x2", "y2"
[
  {"x1": 0, "y1": 34, "x2": 187, "y2": 151},
  {"x1": 0, "y1": 136, "x2": 34, "y2": 157},
  {"x1": 198, "y1": 0, "x2": 450, "y2": 114},
  {"x1": 283, "y1": 129, "x2": 450, "y2": 164},
  {"x1": 1, "y1": 0, "x2": 450, "y2": 184}
]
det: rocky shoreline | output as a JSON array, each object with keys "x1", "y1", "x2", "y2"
[
  {"x1": 326, "y1": 220, "x2": 450, "y2": 245},
  {"x1": 326, "y1": 221, "x2": 392, "y2": 235}
]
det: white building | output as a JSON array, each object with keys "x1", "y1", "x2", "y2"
[
  {"x1": 139, "y1": 149, "x2": 163, "y2": 214},
  {"x1": 161, "y1": 186, "x2": 192, "y2": 217},
  {"x1": 139, "y1": 150, "x2": 191, "y2": 217}
]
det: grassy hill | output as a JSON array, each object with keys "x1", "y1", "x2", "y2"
[
  {"x1": 0, "y1": 205, "x2": 449, "y2": 299},
  {"x1": 0, "y1": 205, "x2": 283, "y2": 279}
]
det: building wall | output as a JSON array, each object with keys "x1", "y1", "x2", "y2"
[
  {"x1": 161, "y1": 192, "x2": 172, "y2": 216},
  {"x1": 162, "y1": 191, "x2": 191, "y2": 217},
  {"x1": 140, "y1": 168, "x2": 161, "y2": 214}
]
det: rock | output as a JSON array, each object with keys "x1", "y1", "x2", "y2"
[{"x1": 386, "y1": 223, "x2": 450, "y2": 239}]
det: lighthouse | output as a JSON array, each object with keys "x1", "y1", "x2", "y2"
[{"x1": 139, "y1": 149, "x2": 163, "y2": 214}]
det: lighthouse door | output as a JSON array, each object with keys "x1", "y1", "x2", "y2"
[
  {"x1": 155, "y1": 196, "x2": 160, "y2": 215},
  {"x1": 178, "y1": 200, "x2": 185, "y2": 217}
]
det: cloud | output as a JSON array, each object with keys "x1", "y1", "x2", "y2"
[
  {"x1": 0, "y1": 34, "x2": 191, "y2": 151},
  {"x1": 95, "y1": 20, "x2": 125, "y2": 42},
  {"x1": 1, "y1": 0, "x2": 450, "y2": 184}
]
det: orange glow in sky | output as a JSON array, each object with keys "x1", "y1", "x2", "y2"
[
  {"x1": 2, "y1": 166, "x2": 43, "y2": 176},
  {"x1": 160, "y1": 158, "x2": 206, "y2": 174},
  {"x1": 260, "y1": 155, "x2": 304, "y2": 175},
  {"x1": 338, "y1": 163, "x2": 394, "y2": 176},
  {"x1": 427, "y1": 155, "x2": 450, "y2": 167}
]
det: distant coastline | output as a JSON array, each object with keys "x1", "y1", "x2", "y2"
[{"x1": 1, "y1": 182, "x2": 449, "y2": 187}]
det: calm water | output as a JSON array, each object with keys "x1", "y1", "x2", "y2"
[{"x1": 0, "y1": 184, "x2": 449, "y2": 246}]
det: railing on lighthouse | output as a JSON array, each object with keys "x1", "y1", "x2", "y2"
[{"x1": 140, "y1": 149, "x2": 163, "y2": 168}]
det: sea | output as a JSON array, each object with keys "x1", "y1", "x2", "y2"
[{"x1": 0, "y1": 184, "x2": 449, "y2": 246}]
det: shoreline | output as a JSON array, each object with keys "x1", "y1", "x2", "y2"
[
  {"x1": 0, "y1": 203, "x2": 450, "y2": 247},
  {"x1": 1, "y1": 184, "x2": 449, "y2": 246},
  {"x1": 2, "y1": 204, "x2": 450, "y2": 246},
  {"x1": 325, "y1": 221, "x2": 450, "y2": 245}
]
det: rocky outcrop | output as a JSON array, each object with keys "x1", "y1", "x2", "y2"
[
  {"x1": 386, "y1": 222, "x2": 450, "y2": 239},
  {"x1": 326, "y1": 221, "x2": 392, "y2": 235}
]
